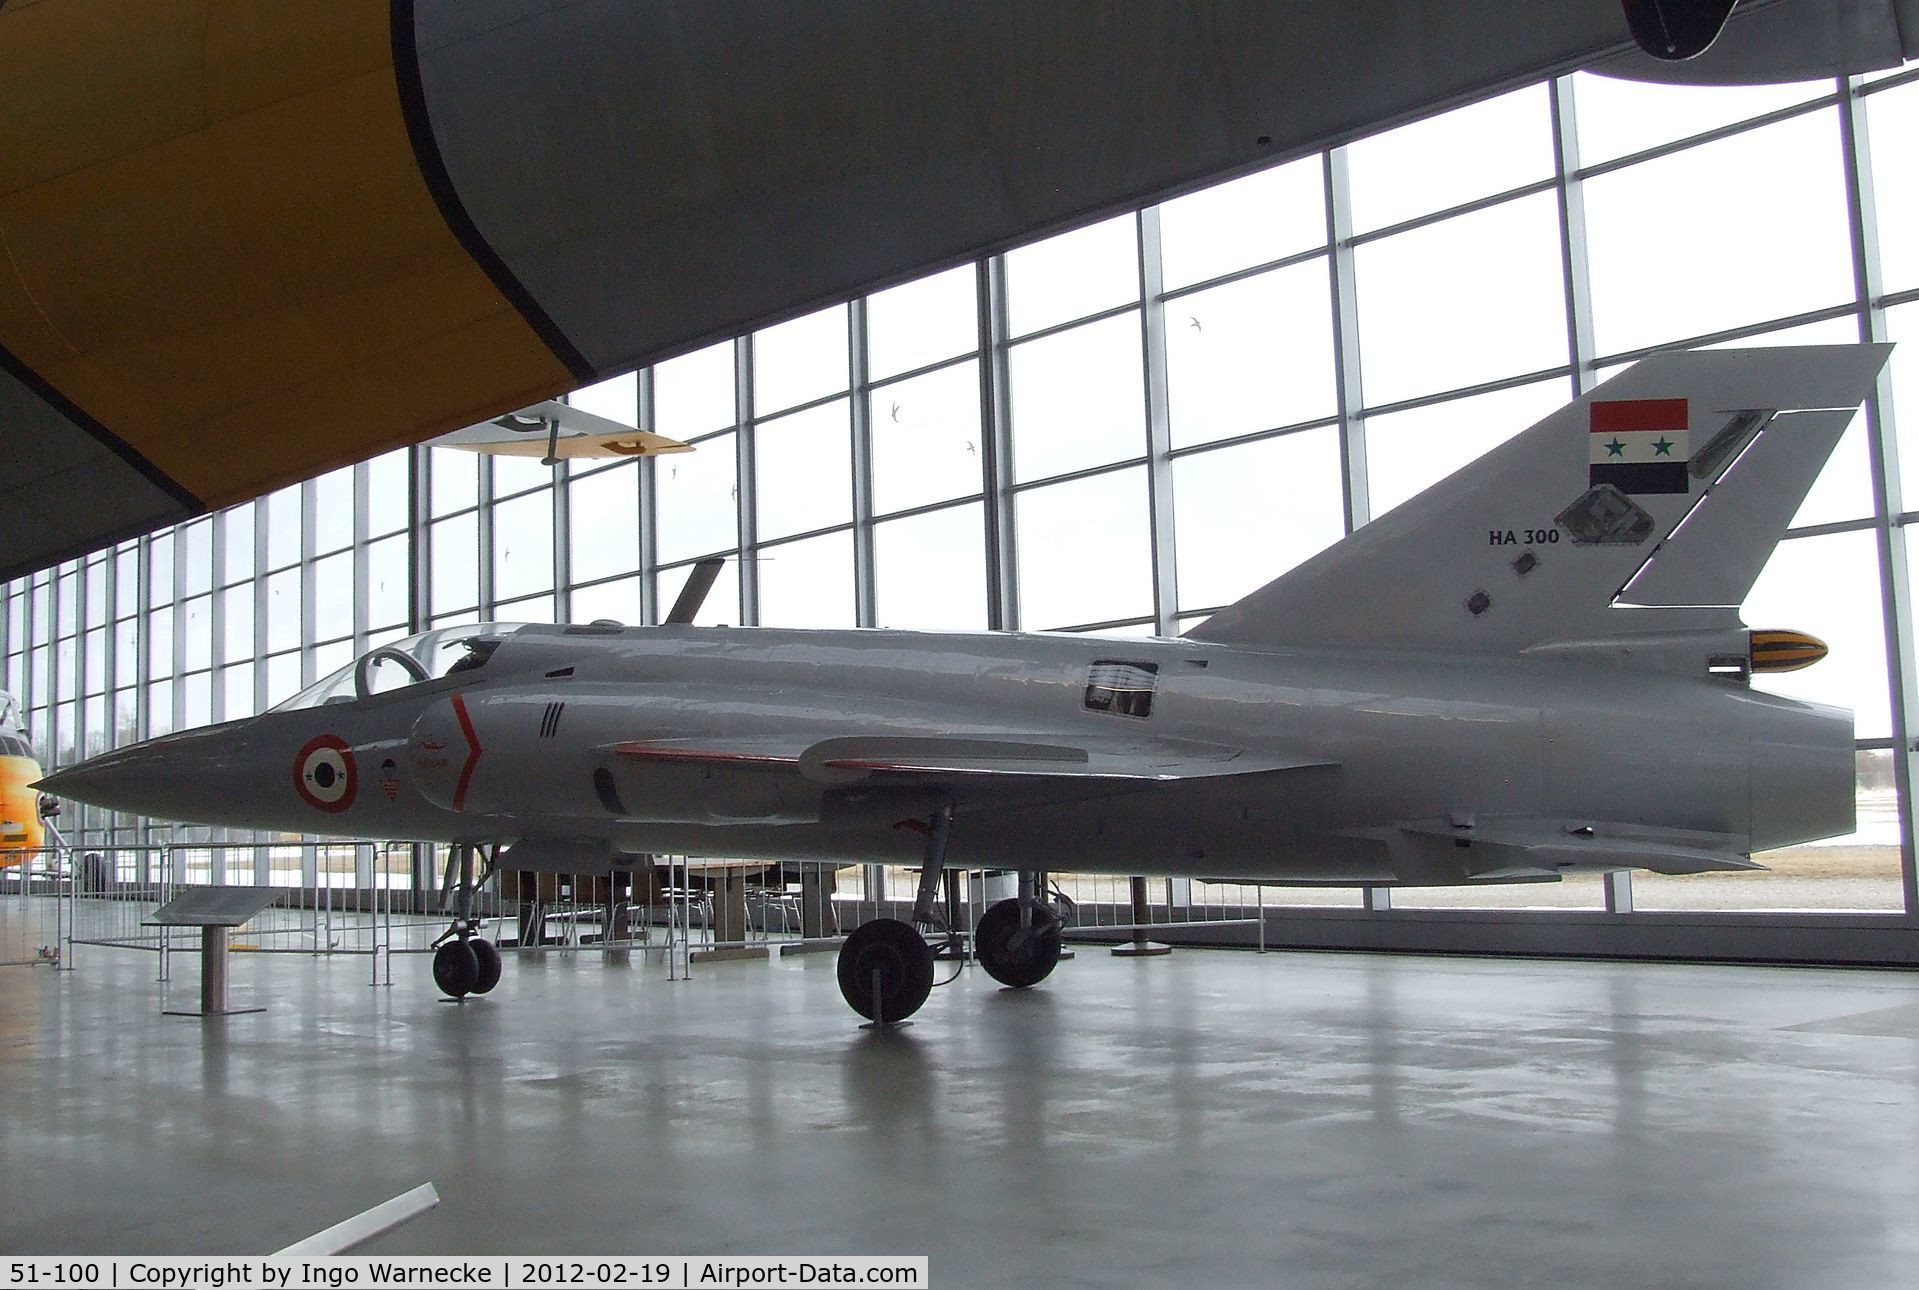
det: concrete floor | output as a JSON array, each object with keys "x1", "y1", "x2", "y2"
[{"x1": 5, "y1": 919, "x2": 1919, "y2": 1289}]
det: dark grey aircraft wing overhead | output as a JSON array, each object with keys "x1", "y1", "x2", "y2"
[{"x1": 3, "y1": 0, "x2": 1911, "y2": 579}]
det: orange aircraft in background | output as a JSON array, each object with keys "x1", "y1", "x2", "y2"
[{"x1": 0, "y1": 692, "x2": 45, "y2": 862}]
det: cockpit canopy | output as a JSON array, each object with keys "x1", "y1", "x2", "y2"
[{"x1": 272, "y1": 624, "x2": 532, "y2": 711}]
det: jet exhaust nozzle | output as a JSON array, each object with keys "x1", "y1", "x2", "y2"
[{"x1": 1749, "y1": 628, "x2": 1827, "y2": 674}]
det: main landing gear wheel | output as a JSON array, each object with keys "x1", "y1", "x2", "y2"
[
  {"x1": 433, "y1": 939, "x2": 481, "y2": 998},
  {"x1": 837, "y1": 918, "x2": 935, "y2": 1023},
  {"x1": 975, "y1": 897, "x2": 1063, "y2": 989},
  {"x1": 470, "y1": 939, "x2": 503, "y2": 995}
]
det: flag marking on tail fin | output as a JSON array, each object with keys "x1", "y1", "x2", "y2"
[
  {"x1": 1590, "y1": 399, "x2": 1690, "y2": 494},
  {"x1": 1183, "y1": 345, "x2": 1891, "y2": 654}
]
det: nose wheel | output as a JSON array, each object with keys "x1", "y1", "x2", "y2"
[
  {"x1": 433, "y1": 843, "x2": 502, "y2": 1000},
  {"x1": 471, "y1": 937, "x2": 502, "y2": 993},
  {"x1": 433, "y1": 938, "x2": 479, "y2": 997},
  {"x1": 431, "y1": 931, "x2": 502, "y2": 999}
]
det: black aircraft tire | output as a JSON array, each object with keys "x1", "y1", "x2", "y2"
[
  {"x1": 470, "y1": 939, "x2": 503, "y2": 995},
  {"x1": 975, "y1": 898, "x2": 1063, "y2": 989},
  {"x1": 837, "y1": 918, "x2": 935, "y2": 1022},
  {"x1": 433, "y1": 939, "x2": 481, "y2": 998}
]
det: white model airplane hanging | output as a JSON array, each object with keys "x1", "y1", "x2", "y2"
[
  {"x1": 39, "y1": 345, "x2": 1889, "y2": 1022},
  {"x1": 430, "y1": 401, "x2": 692, "y2": 465}
]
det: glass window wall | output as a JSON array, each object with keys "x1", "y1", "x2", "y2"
[{"x1": 6, "y1": 66, "x2": 1916, "y2": 938}]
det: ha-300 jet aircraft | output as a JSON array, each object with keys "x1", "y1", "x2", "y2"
[{"x1": 38, "y1": 345, "x2": 1888, "y2": 1022}]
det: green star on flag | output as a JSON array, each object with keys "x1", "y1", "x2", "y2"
[{"x1": 1588, "y1": 399, "x2": 1690, "y2": 495}]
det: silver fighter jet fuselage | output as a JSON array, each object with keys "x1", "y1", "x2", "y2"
[
  {"x1": 36, "y1": 344, "x2": 1893, "y2": 1014},
  {"x1": 44, "y1": 622, "x2": 1849, "y2": 886}
]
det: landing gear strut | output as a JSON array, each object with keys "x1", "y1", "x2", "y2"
[
  {"x1": 836, "y1": 805, "x2": 957, "y2": 1023},
  {"x1": 432, "y1": 842, "x2": 502, "y2": 1000},
  {"x1": 835, "y1": 810, "x2": 1067, "y2": 1021}
]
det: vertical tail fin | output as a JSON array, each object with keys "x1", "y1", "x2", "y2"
[{"x1": 1185, "y1": 345, "x2": 1891, "y2": 654}]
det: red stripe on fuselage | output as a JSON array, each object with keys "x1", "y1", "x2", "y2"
[
  {"x1": 1590, "y1": 398, "x2": 1688, "y2": 433},
  {"x1": 451, "y1": 694, "x2": 483, "y2": 811},
  {"x1": 611, "y1": 742, "x2": 797, "y2": 766}
]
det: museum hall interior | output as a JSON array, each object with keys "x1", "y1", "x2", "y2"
[{"x1": 5, "y1": 2, "x2": 1919, "y2": 1285}]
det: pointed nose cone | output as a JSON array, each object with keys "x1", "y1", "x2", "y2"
[{"x1": 34, "y1": 723, "x2": 258, "y2": 824}]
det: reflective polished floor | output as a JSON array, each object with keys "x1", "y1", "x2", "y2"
[{"x1": 5, "y1": 917, "x2": 1919, "y2": 1288}]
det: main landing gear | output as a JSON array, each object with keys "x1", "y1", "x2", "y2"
[
  {"x1": 974, "y1": 877, "x2": 1064, "y2": 990},
  {"x1": 432, "y1": 842, "x2": 503, "y2": 1000},
  {"x1": 834, "y1": 807, "x2": 1064, "y2": 1023}
]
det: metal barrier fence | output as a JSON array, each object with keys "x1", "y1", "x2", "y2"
[
  {"x1": 8, "y1": 841, "x2": 1274, "y2": 984},
  {"x1": 1, "y1": 846, "x2": 75, "y2": 969},
  {"x1": 1052, "y1": 873, "x2": 1268, "y2": 950}
]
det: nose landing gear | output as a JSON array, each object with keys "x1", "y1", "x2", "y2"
[{"x1": 433, "y1": 842, "x2": 502, "y2": 1000}]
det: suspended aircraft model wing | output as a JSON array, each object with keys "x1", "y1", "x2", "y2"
[
  {"x1": 428, "y1": 400, "x2": 691, "y2": 461},
  {"x1": 4, "y1": 0, "x2": 1910, "y2": 579}
]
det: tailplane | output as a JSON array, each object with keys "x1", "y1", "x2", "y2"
[{"x1": 1186, "y1": 345, "x2": 1891, "y2": 660}]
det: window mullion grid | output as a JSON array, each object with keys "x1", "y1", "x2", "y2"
[
  {"x1": 737, "y1": 337, "x2": 760, "y2": 626},
  {"x1": 1554, "y1": 73, "x2": 1627, "y2": 913},
  {"x1": 980, "y1": 257, "x2": 1019, "y2": 631},
  {"x1": 1328, "y1": 146, "x2": 1388, "y2": 913},
  {"x1": 21, "y1": 576, "x2": 34, "y2": 718},
  {"x1": 299, "y1": 482, "x2": 317, "y2": 684},
  {"x1": 476, "y1": 450, "x2": 496, "y2": 617},
  {"x1": 80, "y1": 561, "x2": 95, "y2": 768},
  {"x1": 553, "y1": 437, "x2": 573, "y2": 626},
  {"x1": 1839, "y1": 72, "x2": 1919, "y2": 919},
  {"x1": 849, "y1": 299, "x2": 878, "y2": 628},
  {"x1": 1138, "y1": 206, "x2": 1179, "y2": 636},
  {"x1": 1325, "y1": 148, "x2": 1371, "y2": 539},
  {"x1": 352, "y1": 461, "x2": 370, "y2": 652},
  {"x1": 96, "y1": 560, "x2": 111, "y2": 756},
  {"x1": 254, "y1": 501, "x2": 272, "y2": 864},
  {"x1": 168, "y1": 528, "x2": 186, "y2": 849},
  {"x1": 406, "y1": 444, "x2": 432, "y2": 896},
  {"x1": 638, "y1": 368, "x2": 660, "y2": 625},
  {"x1": 134, "y1": 535, "x2": 149, "y2": 744},
  {"x1": 208, "y1": 520, "x2": 225, "y2": 727},
  {"x1": 1552, "y1": 76, "x2": 1599, "y2": 397},
  {"x1": 254, "y1": 486, "x2": 270, "y2": 717},
  {"x1": 206, "y1": 532, "x2": 227, "y2": 857},
  {"x1": 408, "y1": 445, "x2": 428, "y2": 633},
  {"x1": 74, "y1": 560, "x2": 91, "y2": 832}
]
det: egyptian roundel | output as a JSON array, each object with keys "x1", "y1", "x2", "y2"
[{"x1": 293, "y1": 735, "x2": 357, "y2": 813}]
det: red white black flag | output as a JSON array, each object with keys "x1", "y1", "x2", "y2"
[{"x1": 1589, "y1": 399, "x2": 1689, "y2": 495}]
